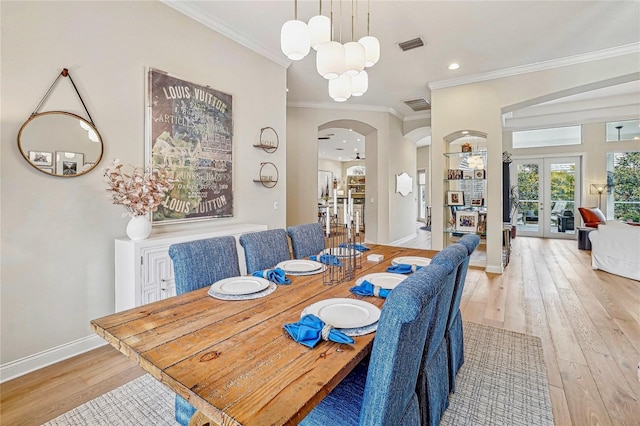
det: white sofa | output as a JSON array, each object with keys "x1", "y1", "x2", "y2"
[{"x1": 589, "y1": 221, "x2": 640, "y2": 281}]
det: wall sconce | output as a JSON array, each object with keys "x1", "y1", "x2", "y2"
[{"x1": 589, "y1": 183, "x2": 608, "y2": 209}]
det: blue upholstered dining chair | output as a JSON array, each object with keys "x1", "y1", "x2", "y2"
[
  {"x1": 417, "y1": 243, "x2": 467, "y2": 426},
  {"x1": 300, "y1": 262, "x2": 451, "y2": 426},
  {"x1": 168, "y1": 235, "x2": 241, "y2": 426},
  {"x1": 446, "y1": 234, "x2": 480, "y2": 393},
  {"x1": 287, "y1": 222, "x2": 326, "y2": 258},
  {"x1": 238, "y1": 228, "x2": 291, "y2": 274}
]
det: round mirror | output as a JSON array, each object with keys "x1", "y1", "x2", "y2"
[{"x1": 18, "y1": 111, "x2": 103, "y2": 177}]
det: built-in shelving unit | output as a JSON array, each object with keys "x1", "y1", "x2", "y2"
[
  {"x1": 444, "y1": 138, "x2": 488, "y2": 267},
  {"x1": 347, "y1": 175, "x2": 365, "y2": 196}
]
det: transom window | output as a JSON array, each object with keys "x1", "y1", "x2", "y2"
[{"x1": 513, "y1": 126, "x2": 581, "y2": 149}]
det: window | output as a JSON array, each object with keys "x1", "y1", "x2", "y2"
[
  {"x1": 606, "y1": 151, "x2": 640, "y2": 222},
  {"x1": 513, "y1": 126, "x2": 581, "y2": 149},
  {"x1": 605, "y1": 119, "x2": 640, "y2": 142}
]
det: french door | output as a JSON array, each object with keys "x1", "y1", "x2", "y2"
[{"x1": 511, "y1": 156, "x2": 581, "y2": 239}]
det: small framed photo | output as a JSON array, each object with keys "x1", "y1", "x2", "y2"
[
  {"x1": 55, "y1": 152, "x2": 84, "y2": 175},
  {"x1": 463, "y1": 170, "x2": 474, "y2": 180},
  {"x1": 447, "y1": 169, "x2": 456, "y2": 180},
  {"x1": 477, "y1": 213, "x2": 487, "y2": 234},
  {"x1": 471, "y1": 198, "x2": 484, "y2": 207},
  {"x1": 447, "y1": 190, "x2": 464, "y2": 206},
  {"x1": 474, "y1": 169, "x2": 486, "y2": 179},
  {"x1": 457, "y1": 211, "x2": 479, "y2": 233},
  {"x1": 29, "y1": 151, "x2": 52, "y2": 166}
]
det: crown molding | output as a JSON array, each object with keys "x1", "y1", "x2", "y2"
[
  {"x1": 160, "y1": 1, "x2": 291, "y2": 68},
  {"x1": 428, "y1": 43, "x2": 640, "y2": 90},
  {"x1": 403, "y1": 112, "x2": 431, "y2": 122},
  {"x1": 287, "y1": 101, "x2": 404, "y2": 120}
]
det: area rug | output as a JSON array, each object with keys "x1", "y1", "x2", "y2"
[
  {"x1": 441, "y1": 322, "x2": 553, "y2": 426},
  {"x1": 44, "y1": 322, "x2": 552, "y2": 425},
  {"x1": 420, "y1": 225, "x2": 431, "y2": 231},
  {"x1": 43, "y1": 374, "x2": 178, "y2": 426}
]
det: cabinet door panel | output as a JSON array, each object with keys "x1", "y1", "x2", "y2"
[{"x1": 141, "y1": 246, "x2": 176, "y2": 304}]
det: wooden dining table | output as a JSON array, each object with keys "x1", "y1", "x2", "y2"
[{"x1": 91, "y1": 244, "x2": 438, "y2": 426}]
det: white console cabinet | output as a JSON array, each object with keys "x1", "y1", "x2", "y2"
[{"x1": 114, "y1": 223, "x2": 267, "y2": 312}]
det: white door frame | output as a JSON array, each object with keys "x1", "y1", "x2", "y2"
[
  {"x1": 417, "y1": 168, "x2": 427, "y2": 221},
  {"x1": 511, "y1": 156, "x2": 581, "y2": 239}
]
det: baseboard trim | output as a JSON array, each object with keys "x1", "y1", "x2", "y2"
[
  {"x1": 391, "y1": 232, "x2": 418, "y2": 246},
  {"x1": 485, "y1": 263, "x2": 504, "y2": 274},
  {"x1": 0, "y1": 334, "x2": 107, "y2": 383}
]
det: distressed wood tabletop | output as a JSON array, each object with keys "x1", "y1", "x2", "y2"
[{"x1": 91, "y1": 244, "x2": 437, "y2": 426}]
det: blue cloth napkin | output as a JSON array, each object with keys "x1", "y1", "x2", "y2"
[
  {"x1": 283, "y1": 314, "x2": 354, "y2": 348},
  {"x1": 350, "y1": 280, "x2": 390, "y2": 298},
  {"x1": 310, "y1": 254, "x2": 342, "y2": 266},
  {"x1": 386, "y1": 264, "x2": 423, "y2": 274},
  {"x1": 252, "y1": 267, "x2": 291, "y2": 284},
  {"x1": 339, "y1": 243, "x2": 370, "y2": 252}
]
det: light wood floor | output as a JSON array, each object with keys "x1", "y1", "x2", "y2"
[{"x1": 2, "y1": 234, "x2": 639, "y2": 425}]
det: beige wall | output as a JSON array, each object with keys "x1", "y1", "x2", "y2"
[
  {"x1": 286, "y1": 107, "x2": 416, "y2": 244},
  {"x1": 431, "y1": 52, "x2": 640, "y2": 273},
  {"x1": 1, "y1": 1, "x2": 286, "y2": 366}
]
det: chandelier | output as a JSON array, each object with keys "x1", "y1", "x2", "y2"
[{"x1": 281, "y1": 0, "x2": 380, "y2": 102}]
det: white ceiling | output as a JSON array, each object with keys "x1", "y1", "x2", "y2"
[
  {"x1": 318, "y1": 127, "x2": 366, "y2": 162},
  {"x1": 163, "y1": 0, "x2": 640, "y2": 158}
]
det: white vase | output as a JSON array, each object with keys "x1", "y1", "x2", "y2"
[{"x1": 126, "y1": 215, "x2": 152, "y2": 241}]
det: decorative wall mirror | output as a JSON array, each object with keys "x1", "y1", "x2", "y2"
[
  {"x1": 17, "y1": 69, "x2": 103, "y2": 177},
  {"x1": 395, "y1": 172, "x2": 413, "y2": 196}
]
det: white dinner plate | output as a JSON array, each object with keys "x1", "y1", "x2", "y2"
[
  {"x1": 320, "y1": 247, "x2": 362, "y2": 258},
  {"x1": 210, "y1": 276, "x2": 270, "y2": 295},
  {"x1": 391, "y1": 256, "x2": 431, "y2": 267},
  {"x1": 356, "y1": 272, "x2": 407, "y2": 289},
  {"x1": 276, "y1": 259, "x2": 324, "y2": 274},
  {"x1": 304, "y1": 298, "x2": 381, "y2": 329}
]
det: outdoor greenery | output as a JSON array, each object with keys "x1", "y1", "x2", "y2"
[
  {"x1": 515, "y1": 163, "x2": 575, "y2": 215},
  {"x1": 513, "y1": 152, "x2": 640, "y2": 224},
  {"x1": 610, "y1": 151, "x2": 640, "y2": 222}
]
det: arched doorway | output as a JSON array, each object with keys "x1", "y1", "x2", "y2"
[{"x1": 317, "y1": 119, "x2": 376, "y2": 240}]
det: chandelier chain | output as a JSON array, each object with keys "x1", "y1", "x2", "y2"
[
  {"x1": 351, "y1": 0, "x2": 355, "y2": 42},
  {"x1": 367, "y1": 0, "x2": 371, "y2": 36}
]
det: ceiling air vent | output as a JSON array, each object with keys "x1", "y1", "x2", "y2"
[
  {"x1": 398, "y1": 37, "x2": 424, "y2": 52},
  {"x1": 403, "y1": 97, "x2": 431, "y2": 112}
]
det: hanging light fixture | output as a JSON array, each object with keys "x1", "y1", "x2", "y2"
[
  {"x1": 317, "y1": 42, "x2": 345, "y2": 79},
  {"x1": 344, "y1": 0, "x2": 365, "y2": 76},
  {"x1": 351, "y1": 70, "x2": 368, "y2": 96},
  {"x1": 358, "y1": 0, "x2": 380, "y2": 67},
  {"x1": 308, "y1": 0, "x2": 330, "y2": 50},
  {"x1": 281, "y1": 0, "x2": 379, "y2": 102},
  {"x1": 280, "y1": 0, "x2": 310, "y2": 61},
  {"x1": 316, "y1": 0, "x2": 345, "y2": 79},
  {"x1": 329, "y1": 73, "x2": 352, "y2": 102}
]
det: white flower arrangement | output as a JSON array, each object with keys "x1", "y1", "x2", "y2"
[{"x1": 104, "y1": 159, "x2": 174, "y2": 217}]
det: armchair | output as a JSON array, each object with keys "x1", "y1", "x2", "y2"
[
  {"x1": 578, "y1": 207, "x2": 607, "y2": 228},
  {"x1": 589, "y1": 221, "x2": 640, "y2": 281},
  {"x1": 549, "y1": 201, "x2": 567, "y2": 227},
  {"x1": 524, "y1": 210, "x2": 538, "y2": 224}
]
